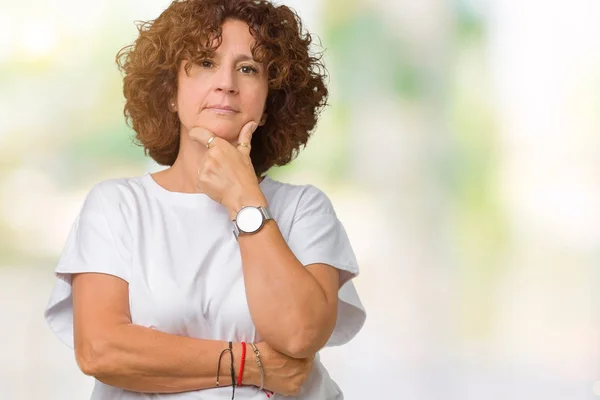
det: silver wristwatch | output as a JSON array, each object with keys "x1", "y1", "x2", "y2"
[{"x1": 232, "y1": 205, "x2": 273, "y2": 239}]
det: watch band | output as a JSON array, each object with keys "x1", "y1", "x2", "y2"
[{"x1": 259, "y1": 206, "x2": 273, "y2": 221}]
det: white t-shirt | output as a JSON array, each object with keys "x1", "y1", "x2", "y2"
[{"x1": 44, "y1": 173, "x2": 366, "y2": 400}]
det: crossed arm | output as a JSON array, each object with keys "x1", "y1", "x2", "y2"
[{"x1": 72, "y1": 211, "x2": 340, "y2": 393}]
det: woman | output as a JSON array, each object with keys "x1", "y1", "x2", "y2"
[{"x1": 44, "y1": 0, "x2": 365, "y2": 399}]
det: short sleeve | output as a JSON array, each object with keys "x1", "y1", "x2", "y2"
[
  {"x1": 44, "y1": 182, "x2": 132, "y2": 349},
  {"x1": 286, "y1": 185, "x2": 366, "y2": 347}
]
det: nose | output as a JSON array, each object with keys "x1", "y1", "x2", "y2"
[{"x1": 214, "y1": 65, "x2": 238, "y2": 94}]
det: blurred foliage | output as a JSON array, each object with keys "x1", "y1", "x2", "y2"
[{"x1": 448, "y1": 0, "x2": 508, "y2": 339}]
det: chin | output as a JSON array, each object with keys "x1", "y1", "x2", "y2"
[{"x1": 193, "y1": 118, "x2": 241, "y2": 141}]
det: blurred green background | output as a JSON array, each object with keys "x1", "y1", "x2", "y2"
[{"x1": 1, "y1": 0, "x2": 599, "y2": 398}]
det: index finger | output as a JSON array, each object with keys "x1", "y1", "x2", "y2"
[{"x1": 189, "y1": 126, "x2": 216, "y2": 148}]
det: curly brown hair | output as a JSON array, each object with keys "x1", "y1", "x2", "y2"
[{"x1": 115, "y1": 0, "x2": 328, "y2": 176}]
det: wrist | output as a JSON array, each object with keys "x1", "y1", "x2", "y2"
[
  {"x1": 242, "y1": 343, "x2": 259, "y2": 387},
  {"x1": 226, "y1": 188, "x2": 268, "y2": 220}
]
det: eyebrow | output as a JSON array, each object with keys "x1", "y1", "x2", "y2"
[
  {"x1": 211, "y1": 52, "x2": 258, "y2": 64},
  {"x1": 233, "y1": 54, "x2": 258, "y2": 64},
  {"x1": 234, "y1": 54, "x2": 256, "y2": 63}
]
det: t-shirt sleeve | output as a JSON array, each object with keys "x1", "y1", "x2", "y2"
[
  {"x1": 286, "y1": 185, "x2": 366, "y2": 347},
  {"x1": 44, "y1": 182, "x2": 132, "y2": 349}
]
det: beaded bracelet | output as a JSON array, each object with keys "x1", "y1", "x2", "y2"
[{"x1": 237, "y1": 342, "x2": 247, "y2": 386}]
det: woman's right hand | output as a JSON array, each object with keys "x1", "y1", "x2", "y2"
[{"x1": 245, "y1": 341, "x2": 314, "y2": 397}]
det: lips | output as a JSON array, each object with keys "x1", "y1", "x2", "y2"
[{"x1": 205, "y1": 104, "x2": 239, "y2": 113}]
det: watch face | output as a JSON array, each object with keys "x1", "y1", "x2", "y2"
[{"x1": 236, "y1": 206, "x2": 263, "y2": 233}]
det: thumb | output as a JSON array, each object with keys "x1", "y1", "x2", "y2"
[{"x1": 236, "y1": 121, "x2": 258, "y2": 154}]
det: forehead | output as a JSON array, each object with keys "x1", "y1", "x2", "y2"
[{"x1": 214, "y1": 19, "x2": 256, "y2": 52}]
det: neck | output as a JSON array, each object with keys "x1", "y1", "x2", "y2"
[{"x1": 149, "y1": 130, "x2": 208, "y2": 193}]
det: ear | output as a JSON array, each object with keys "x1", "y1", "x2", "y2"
[{"x1": 259, "y1": 112, "x2": 268, "y2": 126}]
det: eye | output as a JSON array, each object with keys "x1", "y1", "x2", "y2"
[
  {"x1": 239, "y1": 65, "x2": 258, "y2": 74},
  {"x1": 200, "y1": 59, "x2": 214, "y2": 68}
]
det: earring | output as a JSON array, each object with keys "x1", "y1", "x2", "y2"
[{"x1": 170, "y1": 102, "x2": 177, "y2": 111}]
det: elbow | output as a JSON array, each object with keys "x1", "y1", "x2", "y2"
[
  {"x1": 258, "y1": 309, "x2": 337, "y2": 358},
  {"x1": 75, "y1": 336, "x2": 112, "y2": 377},
  {"x1": 283, "y1": 330, "x2": 329, "y2": 359},
  {"x1": 285, "y1": 343, "x2": 318, "y2": 359},
  {"x1": 283, "y1": 312, "x2": 337, "y2": 359}
]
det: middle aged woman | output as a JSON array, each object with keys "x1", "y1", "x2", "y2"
[{"x1": 44, "y1": 0, "x2": 366, "y2": 399}]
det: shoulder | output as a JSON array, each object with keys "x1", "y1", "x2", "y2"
[
  {"x1": 83, "y1": 175, "x2": 145, "y2": 209},
  {"x1": 77, "y1": 175, "x2": 147, "y2": 228},
  {"x1": 92, "y1": 175, "x2": 144, "y2": 201},
  {"x1": 264, "y1": 176, "x2": 336, "y2": 220}
]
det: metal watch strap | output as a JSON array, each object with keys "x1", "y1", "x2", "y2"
[{"x1": 259, "y1": 206, "x2": 273, "y2": 221}]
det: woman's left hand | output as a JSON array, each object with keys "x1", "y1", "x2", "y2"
[{"x1": 189, "y1": 121, "x2": 268, "y2": 219}]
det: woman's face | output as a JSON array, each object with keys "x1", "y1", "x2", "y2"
[{"x1": 175, "y1": 19, "x2": 268, "y2": 142}]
